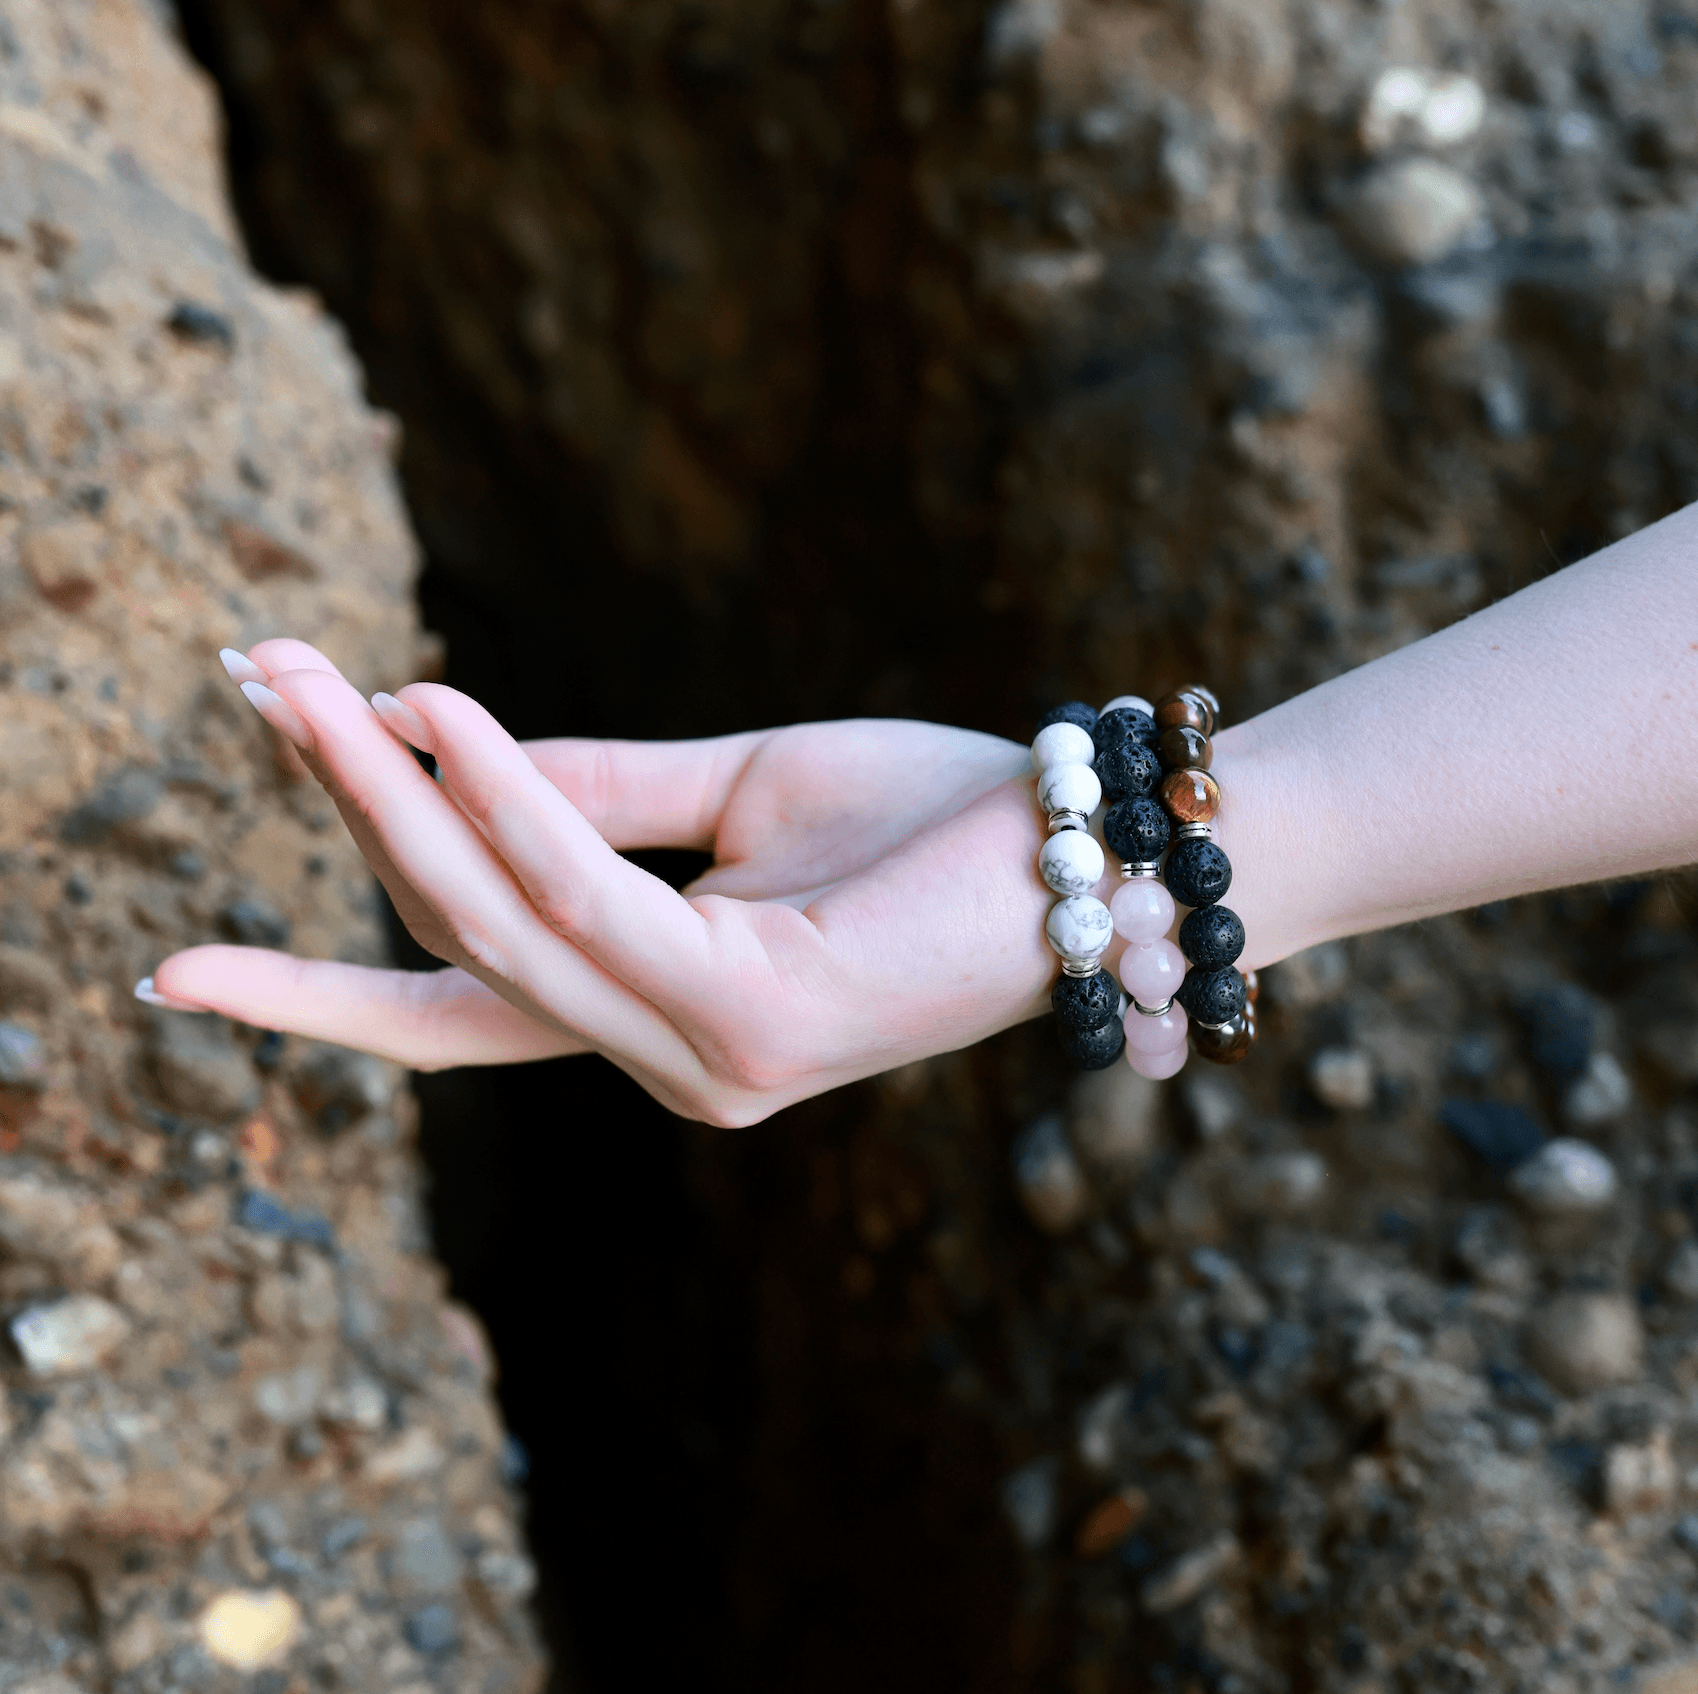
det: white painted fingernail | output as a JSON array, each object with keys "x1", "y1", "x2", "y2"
[
  {"x1": 239, "y1": 680, "x2": 312, "y2": 745},
  {"x1": 134, "y1": 976, "x2": 203, "y2": 1011},
  {"x1": 371, "y1": 691, "x2": 434, "y2": 751},
  {"x1": 218, "y1": 647, "x2": 267, "y2": 685}
]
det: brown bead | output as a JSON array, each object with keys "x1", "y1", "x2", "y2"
[
  {"x1": 1157, "y1": 724, "x2": 1212, "y2": 771},
  {"x1": 1191, "y1": 1008, "x2": 1257, "y2": 1066},
  {"x1": 1159, "y1": 767, "x2": 1220, "y2": 824},
  {"x1": 1184, "y1": 683, "x2": 1221, "y2": 724},
  {"x1": 1242, "y1": 969, "x2": 1259, "y2": 1007},
  {"x1": 1153, "y1": 690, "x2": 1211, "y2": 735}
]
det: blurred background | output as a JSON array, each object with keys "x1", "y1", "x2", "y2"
[{"x1": 0, "y1": 0, "x2": 1692, "y2": 1690}]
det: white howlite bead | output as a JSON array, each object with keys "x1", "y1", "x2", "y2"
[
  {"x1": 1038, "y1": 829, "x2": 1105, "y2": 896},
  {"x1": 1045, "y1": 895, "x2": 1113, "y2": 961},
  {"x1": 1030, "y1": 721, "x2": 1096, "y2": 773},
  {"x1": 1037, "y1": 761, "x2": 1102, "y2": 818},
  {"x1": 1100, "y1": 694, "x2": 1154, "y2": 718}
]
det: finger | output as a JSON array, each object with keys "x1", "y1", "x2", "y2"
[
  {"x1": 259, "y1": 668, "x2": 708, "y2": 1077},
  {"x1": 149, "y1": 946, "x2": 586, "y2": 1069},
  {"x1": 242, "y1": 638, "x2": 351, "y2": 682},
  {"x1": 381, "y1": 684, "x2": 761, "y2": 1012},
  {"x1": 519, "y1": 731, "x2": 768, "y2": 851}
]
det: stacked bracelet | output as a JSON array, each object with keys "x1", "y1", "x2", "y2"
[
  {"x1": 1151, "y1": 687, "x2": 1258, "y2": 1067},
  {"x1": 1031, "y1": 704, "x2": 1121, "y2": 1069}
]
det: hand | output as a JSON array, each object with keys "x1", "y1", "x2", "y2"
[{"x1": 148, "y1": 639, "x2": 1057, "y2": 1124}]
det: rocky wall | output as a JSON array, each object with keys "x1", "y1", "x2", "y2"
[
  {"x1": 0, "y1": 5, "x2": 543, "y2": 1690},
  {"x1": 175, "y1": 0, "x2": 1698, "y2": 1690}
]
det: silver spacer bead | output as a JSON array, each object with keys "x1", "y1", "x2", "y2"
[
  {"x1": 1195, "y1": 1017, "x2": 1233, "y2": 1032},
  {"x1": 1132, "y1": 996, "x2": 1175, "y2": 1018},
  {"x1": 1060, "y1": 955, "x2": 1105, "y2": 978},
  {"x1": 1047, "y1": 809, "x2": 1090, "y2": 834},
  {"x1": 1175, "y1": 822, "x2": 1213, "y2": 841},
  {"x1": 1119, "y1": 860, "x2": 1163, "y2": 879}
]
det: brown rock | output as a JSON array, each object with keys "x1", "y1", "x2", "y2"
[{"x1": 1527, "y1": 1294, "x2": 1645, "y2": 1395}]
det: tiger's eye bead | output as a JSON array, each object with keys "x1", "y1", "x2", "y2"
[
  {"x1": 1159, "y1": 767, "x2": 1220, "y2": 823},
  {"x1": 1176, "y1": 966, "x2": 1247, "y2": 1026},
  {"x1": 1164, "y1": 838, "x2": 1232, "y2": 908},
  {"x1": 1191, "y1": 1007, "x2": 1256, "y2": 1066},
  {"x1": 1104, "y1": 796, "x2": 1171, "y2": 865},
  {"x1": 1093, "y1": 706, "x2": 1158, "y2": 757},
  {"x1": 1178, "y1": 904, "x2": 1244, "y2": 969},
  {"x1": 1038, "y1": 701, "x2": 1098, "y2": 734},
  {"x1": 1095, "y1": 738, "x2": 1163, "y2": 799},
  {"x1": 1052, "y1": 968, "x2": 1120, "y2": 1032},
  {"x1": 1157, "y1": 724, "x2": 1212, "y2": 772},
  {"x1": 1184, "y1": 683, "x2": 1221, "y2": 723},
  {"x1": 1153, "y1": 690, "x2": 1212, "y2": 736},
  {"x1": 1059, "y1": 1014, "x2": 1126, "y2": 1070}
]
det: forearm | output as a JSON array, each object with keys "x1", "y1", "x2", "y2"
[{"x1": 1214, "y1": 501, "x2": 1698, "y2": 972}]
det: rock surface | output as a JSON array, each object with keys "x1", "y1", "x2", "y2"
[{"x1": 0, "y1": 6, "x2": 543, "y2": 1690}]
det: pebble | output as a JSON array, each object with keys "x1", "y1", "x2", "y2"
[
  {"x1": 10, "y1": 1294, "x2": 130, "y2": 1375},
  {"x1": 1011, "y1": 1113, "x2": 1089, "y2": 1232},
  {"x1": 321, "y1": 1516, "x2": 369, "y2": 1562},
  {"x1": 322, "y1": 1376, "x2": 388, "y2": 1431},
  {"x1": 1527, "y1": 1293, "x2": 1644, "y2": 1395},
  {"x1": 1180, "y1": 1071, "x2": 1243, "y2": 1140},
  {"x1": 1350, "y1": 158, "x2": 1484, "y2": 266},
  {"x1": 218, "y1": 896, "x2": 292, "y2": 949},
  {"x1": 1666, "y1": 1241, "x2": 1698, "y2": 1304},
  {"x1": 237, "y1": 1189, "x2": 336, "y2": 1249},
  {"x1": 1562, "y1": 1051, "x2": 1633, "y2": 1126},
  {"x1": 1140, "y1": 1531, "x2": 1240, "y2": 1614},
  {"x1": 252, "y1": 1365, "x2": 324, "y2": 1425},
  {"x1": 1521, "y1": 984, "x2": 1596, "y2": 1076},
  {"x1": 1067, "y1": 1064, "x2": 1158, "y2": 1180},
  {"x1": 404, "y1": 1602, "x2": 461, "y2": 1656},
  {"x1": 1673, "y1": 1513, "x2": 1698, "y2": 1556},
  {"x1": 1262, "y1": 942, "x2": 1347, "y2": 1008},
  {"x1": 1440, "y1": 1098, "x2": 1544, "y2": 1171},
  {"x1": 1076, "y1": 1487, "x2": 1148, "y2": 1557},
  {"x1": 0, "y1": 1021, "x2": 47, "y2": 1088},
  {"x1": 1233, "y1": 1151, "x2": 1327, "y2": 1216},
  {"x1": 290, "y1": 1042, "x2": 397, "y2": 1132},
  {"x1": 1308, "y1": 1046, "x2": 1375, "y2": 1111},
  {"x1": 1001, "y1": 1456, "x2": 1059, "y2": 1549},
  {"x1": 152, "y1": 1019, "x2": 261, "y2": 1120},
  {"x1": 1604, "y1": 1431, "x2": 1675, "y2": 1515},
  {"x1": 198, "y1": 1590, "x2": 300, "y2": 1672},
  {"x1": 393, "y1": 1517, "x2": 464, "y2": 1594},
  {"x1": 476, "y1": 1549, "x2": 538, "y2": 1600},
  {"x1": 1507, "y1": 1138, "x2": 1618, "y2": 1215}
]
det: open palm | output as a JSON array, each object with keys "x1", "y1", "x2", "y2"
[{"x1": 152, "y1": 639, "x2": 1063, "y2": 1124}]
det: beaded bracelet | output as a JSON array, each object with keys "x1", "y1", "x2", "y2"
[
  {"x1": 1149, "y1": 686, "x2": 1258, "y2": 1068},
  {"x1": 1031, "y1": 703, "x2": 1121, "y2": 1070}
]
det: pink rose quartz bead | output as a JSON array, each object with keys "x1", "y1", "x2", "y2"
[
  {"x1": 1109, "y1": 879, "x2": 1176, "y2": 944},
  {"x1": 1118, "y1": 938, "x2": 1186, "y2": 1007},
  {"x1": 1128, "y1": 1042, "x2": 1188, "y2": 1080},
  {"x1": 1123, "y1": 1001, "x2": 1189, "y2": 1054}
]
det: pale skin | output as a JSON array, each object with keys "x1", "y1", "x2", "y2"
[{"x1": 144, "y1": 503, "x2": 1698, "y2": 1125}]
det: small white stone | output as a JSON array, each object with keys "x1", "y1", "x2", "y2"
[
  {"x1": 1563, "y1": 1051, "x2": 1633, "y2": 1127},
  {"x1": 1419, "y1": 75, "x2": 1486, "y2": 145},
  {"x1": 1011, "y1": 1113, "x2": 1089, "y2": 1233},
  {"x1": 1037, "y1": 761, "x2": 1102, "y2": 818},
  {"x1": 1350, "y1": 158, "x2": 1484, "y2": 267},
  {"x1": 1362, "y1": 67, "x2": 1485, "y2": 150},
  {"x1": 1508, "y1": 1138, "x2": 1618, "y2": 1216},
  {"x1": 1100, "y1": 694, "x2": 1153, "y2": 717},
  {"x1": 10, "y1": 1295, "x2": 129, "y2": 1376},
  {"x1": 1038, "y1": 830, "x2": 1105, "y2": 896},
  {"x1": 1308, "y1": 1046, "x2": 1376, "y2": 1111},
  {"x1": 1030, "y1": 721, "x2": 1095, "y2": 772},
  {"x1": 1045, "y1": 895, "x2": 1112, "y2": 961}
]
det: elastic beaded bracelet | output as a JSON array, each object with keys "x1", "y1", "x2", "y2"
[
  {"x1": 1032, "y1": 704, "x2": 1121, "y2": 1070},
  {"x1": 1151, "y1": 685, "x2": 1258, "y2": 1067}
]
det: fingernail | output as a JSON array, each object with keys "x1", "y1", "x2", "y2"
[
  {"x1": 218, "y1": 647, "x2": 267, "y2": 686},
  {"x1": 239, "y1": 680, "x2": 311, "y2": 745},
  {"x1": 134, "y1": 976, "x2": 204, "y2": 1011},
  {"x1": 371, "y1": 691, "x2": 435, "y2": 752}
]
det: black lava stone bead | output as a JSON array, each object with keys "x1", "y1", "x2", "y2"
[
  {"x1": 1092, "y1": 706, "x2": 1158, "y2": 758},
  {"x1": 1103, "y1": 796, "x2": 1171, "y2": 864},
  {"x1": 1179, "y1": 904, "x2": 1245, "y2": 969},
  {"x1": 1037, "y1": 701, "x2": 1098, "y2": 734},
  {"x1": 1176, "y1": 965, "x2": 1247, "y2": 1025},
  {"x1": 1165, "y1": 838, "x2": 1232, "y2": 908},
  {"x1": 1095, "y1": 738, "x2": 1163, "y2": 800},
  {"x1": 1058, "y1": 1012, "x2": 1126, "y2": 1070},
  {"x1": 1052, "y1": 968, "x2": 1120, "y2": 1032}
]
